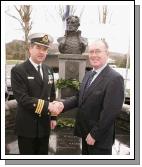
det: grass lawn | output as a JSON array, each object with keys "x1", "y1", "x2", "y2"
[{"x1": 6, "y1": 60, "x2": 24, "y2": 65}]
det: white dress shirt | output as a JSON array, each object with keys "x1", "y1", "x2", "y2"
[
  {"x1": 90, "y1": 63, "x2": 107, "y2": 85},
  {"x1": 29, "y1": 57, "x2": 43, "y2": 79}
]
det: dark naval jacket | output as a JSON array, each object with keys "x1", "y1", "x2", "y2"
[{"x1": 11, "y1": 59, "x2": 56, "y2": 138}]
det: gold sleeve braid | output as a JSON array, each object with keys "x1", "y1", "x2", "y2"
[{"x1": 35, "y1": 99, "x2": 45, "y2": 116}]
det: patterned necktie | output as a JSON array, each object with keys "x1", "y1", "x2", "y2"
[
  {"x1": 85, "y1": 70, "x2": 97, "y2": 89},
  {"x1": 37, "y1": 65, "x2": 42, "y2": 79}
]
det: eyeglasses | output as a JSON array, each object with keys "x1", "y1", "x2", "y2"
[{"x1": 89, "y1": 49, "x2": 107, "y2": 55}]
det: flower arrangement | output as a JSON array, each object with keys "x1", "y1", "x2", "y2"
[{"x1": 56, "y1": 78, "x2": 80, "y2": 91}]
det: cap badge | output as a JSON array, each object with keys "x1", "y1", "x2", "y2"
[{"x1": 42, "y1": 35, "x2": 48, "y2": 43}]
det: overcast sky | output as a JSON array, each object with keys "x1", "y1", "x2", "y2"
[{"x1": 4, "y1": 1, "x2": 134, "y2": 53}]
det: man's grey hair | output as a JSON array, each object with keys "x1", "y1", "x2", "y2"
[{"x1": 91, "y1": 39, "x2": 109, "y2": 50}]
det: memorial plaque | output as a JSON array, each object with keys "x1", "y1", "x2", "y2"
[{"x1": 65, "y1": 61, "x2": 79, "y2": 80}]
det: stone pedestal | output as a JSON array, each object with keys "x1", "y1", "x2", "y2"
[
  {"x1": 58, "y1": 54, "x2": 87, "y2": 99},
  {"x1": 58, "y1": 54, "x2": 87, "y2": 82}
]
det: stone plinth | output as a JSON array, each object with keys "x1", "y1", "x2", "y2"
[
  {"x1": 58, "y1": 54, "x2": 88, "y2": 82},
  {"x1": 58, "y1": 54, "x2": 87, "y2": 100}
]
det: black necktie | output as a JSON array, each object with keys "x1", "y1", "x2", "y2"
[
  {"x1": 37, "y1": 65, "x2": 42, "y2": 79},
  {"x1": 85, "y1": 71, "x2": 97, "y2": 89}
]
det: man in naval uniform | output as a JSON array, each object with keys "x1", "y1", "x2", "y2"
[{"x1": 11, "y1": 33, "x2": 64, "y2": 154}]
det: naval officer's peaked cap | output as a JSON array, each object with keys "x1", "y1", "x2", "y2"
[{"x1": 29, "y1": 33, "x2": 53, "y2": 47}]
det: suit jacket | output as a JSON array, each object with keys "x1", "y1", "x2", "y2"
[
  {"x1": 63, "y1": 65, "x2": 124, "y2": 149},
  {"x1": 11, "y1": 59, "x2": 56, "y2": 138}
]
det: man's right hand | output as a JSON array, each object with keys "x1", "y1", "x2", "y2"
[{"x1": 48, "y1": 101, "x2": 64, "y2": 115}]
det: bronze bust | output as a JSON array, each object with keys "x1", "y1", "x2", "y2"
[{"x1": 57, "y1": 16, "x2": 88, "y2": 54}]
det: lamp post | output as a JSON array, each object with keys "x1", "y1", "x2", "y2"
[{"x1": 124, "y1": 41, "x2": 130, "y2": 99}]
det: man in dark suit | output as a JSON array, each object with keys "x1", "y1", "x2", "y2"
[
  {"x1": 55, "y1": 39, "x2": 124, "y2": 155},
  {"x1": 11, "y1": 33, "x2": 63, "y2": 155}
]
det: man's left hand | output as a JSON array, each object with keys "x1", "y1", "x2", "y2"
[{"x1": 86, "y1": 133, "x2": 96, "y2": 145}]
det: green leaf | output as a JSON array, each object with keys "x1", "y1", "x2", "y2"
[
  {"x1": 55, "y1": 78, "x2": 80, "y2": 90},
  {"x1": 57, "y1": 118, "x2": 75, "y2": 128}
]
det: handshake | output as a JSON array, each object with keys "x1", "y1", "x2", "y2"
[{"x1": 48, "y1": 101, "x2": 64, "y2": 116}]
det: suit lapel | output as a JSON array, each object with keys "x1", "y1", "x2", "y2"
[
  {"x1": 83, "y1": 74, "x2": 104, "y2": 101},
  {"x1": 79, "y1": 71, "x2": 92, "y2": 105},
  {"x1": 82, "y1": 65, "x2": 110, "y2": 103}
]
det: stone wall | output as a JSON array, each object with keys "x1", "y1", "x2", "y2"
[
  {"x1": 115, "y1": 104, "x2": 130, "y2": 132},
  {"x1": 6, "y1": 109, "x2": 16, "y2": 133},
  {"x1": 5, "y1": 100, "x2": 17, "y2": 134}
]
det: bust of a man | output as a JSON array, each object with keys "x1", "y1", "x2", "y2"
[{"x1": 57, "y1": 15, "x2": 88, "y2": 54}]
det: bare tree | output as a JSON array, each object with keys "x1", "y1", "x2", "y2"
[
  {"x1": 55, "y1": 5, "x2": 85, "y2": 31},
  {"x1": 6, "y1": 5, "x2": 32, "y2": 59},
  {"x1": 56, "y1": 5, "x2": 76, "y2": 31},
  {"x1": 58, "y1": 5, "x2": 76, "y2": 22},
  {"x1": 98, "y1": 5, "x2": 112, "y2": 41},
  {"x1": 98, "y1": 5, "x2": 112, "y2": 24}
]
